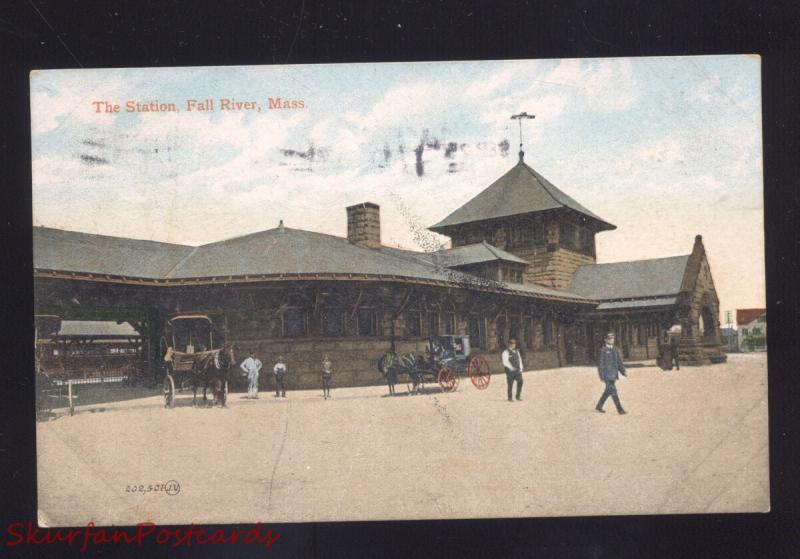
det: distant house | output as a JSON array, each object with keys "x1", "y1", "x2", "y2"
[
  {"x1": 736, "y1": 309, "x2": 767, "y2": 352},
  {"x1": 719, "y1": 326, "x2": 739, "y2": 352}
]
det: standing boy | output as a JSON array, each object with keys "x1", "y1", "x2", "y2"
[
  {"x1": 273, "y1": 356, "x2": 287, "y2": 398},
  {"x1": 321, "y1": 354, "x2": 333, "y2": 400}
]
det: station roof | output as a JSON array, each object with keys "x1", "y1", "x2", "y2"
[
  {"x1": 570, "y1": 255, "x2": 690, "y2": 301},
  {"x1": 397, "y1": 241, "x2": 529, "y2": 268},
  {"x1": 33, "y1": 226, "x2": 193, "y2": 279},
  {"x1": 594, "y1": 296, "x2": 678, "y2": 311},
  {"x1": 57, "y1": 320, "x2": 140, "y2": 338},
  {"x1": 34, "y1": 226, "x2": 591, "y2": 304},
  {"x1": 429, "y1": 158, "x2": 616, "y2": 232}
]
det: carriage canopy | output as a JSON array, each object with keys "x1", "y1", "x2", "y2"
[{"x1": 167, "y1": 314, "x2": 215, "y2": 353}]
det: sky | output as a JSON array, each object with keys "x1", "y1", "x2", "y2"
[{"x1": 30, "y1": 55, "x2": 764, "y2": 319}]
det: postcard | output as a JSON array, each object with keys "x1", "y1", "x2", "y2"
[{"x1": 32, "y1": 56, "x2": 767, "y2": 526}]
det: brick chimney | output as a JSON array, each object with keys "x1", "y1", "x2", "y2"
[{"x1": 346, "y1": 202, "x2": 381, "y2": 248}]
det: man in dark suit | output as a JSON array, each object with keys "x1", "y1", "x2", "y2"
[
  {"x1": 596, "y1": 332, "x2": 627, "y2": 415},
  {"x1": 669, "y1": 335, "x2": 681, "y2": 370}
]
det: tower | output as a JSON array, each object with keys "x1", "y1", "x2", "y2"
[{"x1": 429, "y1": 152, "x2": 615, "y2": 290}]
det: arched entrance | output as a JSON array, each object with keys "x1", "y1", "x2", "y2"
[{"x1": 699, "y1": 305, "x2": 717, "y2": 341}]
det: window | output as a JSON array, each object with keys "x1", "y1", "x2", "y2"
[
  {"x1": 442, "y1": 312, "x2": 456, "y2": 335},
  {"x1": 511, "y1": 223, "x2": 535, "y2": 247},
  {"x1": 406, "y1": 311, "x2": 421, "y2": 337},
  {"x1": 579, "y1": 228, "x2": 594, "y2": 254},
  {"x1": 753, "y1": 328, "x2": 762, "y2": 335},
  {"x1": 543, "y1": 316, "x2": 554, "y2": 346},
  {"x1": 559, "y1": 222, "x2": 578, "y2": 251},
  {"x1": 283, "y1": 308, "x2": 306, "y2": 338},
  {"x1": 524, "y1": 318, "x2": 533, "y2": 348},
  {"x1": 322, "y1": 309, "x2": 345, "y2": 337},
  {"x1": 509, "y1": 316, "x2": 521, "y2": 341},
  {"x1": 357, "y1": 309, "x2": 378, "y2": 337},
  {"x1": 428, "y1": 312, "x2": 440, "y2": 336},
  {"x1": 469, "y1": 315, "x2": 485, "y2": 349},
  {"x1": 741, "y1": 328, "x2": 748, "y2": 336},
  {"x1": 501, "y1": 266, "x2": 523, "y2": 283},
  {"x1": 466, "y1": 229, "x2": 483, "y2": 244},
  {"x1": 496, "y1": 316, "x2": 507, "y2": 348},
  {"x1": 533, "y1": 222, "x2": 545, "y2": 243}
]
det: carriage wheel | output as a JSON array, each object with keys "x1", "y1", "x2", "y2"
[
  {"x1": 163, "y1": 374, "x2": 175, "y2": 408},
  {"x1": 468, "y1": 356, "x2": 491, "y2": 390},
  {"x1": 437, "y1": 366, "x2": 458, "y2": 392}
]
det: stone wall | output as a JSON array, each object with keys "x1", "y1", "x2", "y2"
[
  {"x1": 224, "y1": 336, "x2": 572, "y2": 392},
  {"x1": 516, "y1": 246, "x2": 595, "y2": 290},
  {"x1": 676, "y1": 240, "x2": 728, "y2": 365},
  {"x1": 35, "y1": 277, "x2": 598, "y2": 392}
]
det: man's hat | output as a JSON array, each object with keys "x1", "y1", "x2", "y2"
[{"x1": 605, "y1": 332, "x2": 615, "y2": 339}]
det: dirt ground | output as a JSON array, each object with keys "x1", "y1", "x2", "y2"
[{"x1": 36, "y1": 353, "x2": 769, "y2": 526}]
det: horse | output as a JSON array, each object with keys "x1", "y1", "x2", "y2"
[
  {"x1": 190, "y1": 343, "x2": 235, "y2": 407},
  {"x1": 378, "y1": 351, "x2": 423, "y2": 395}
]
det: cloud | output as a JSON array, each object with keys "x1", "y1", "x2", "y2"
[
  {"x1": 32, "y1": 155, "x2": 86, "y2": 187},
  {"x1": 31, "y1": 89, "x2": 83, "y2": 134},
  {"x1": 31, "y1": 80, "x2": 126, "y2": 134},
  {"x1": 538, "y1": 58, "x2": 640, "y2": 112},
  {"x1": 686, "y1": 74, "x2": 722, "y2": 104}
]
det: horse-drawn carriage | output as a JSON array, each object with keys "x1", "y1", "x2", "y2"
[
  {"x1": 378, "y1": 335, "x2": 492, "y2": 394},
  {"x1": 161, "y1": 314, "x2": 235, "y2": 408}
]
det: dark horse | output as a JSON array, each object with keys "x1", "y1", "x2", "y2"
[
  {"x1": 189, "y1": 343, "x2": 235, "y2": 407},
  {"x1": 378, "y1": 351, "x2": 424, "y2": 395}
]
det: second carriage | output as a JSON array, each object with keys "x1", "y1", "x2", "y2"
[{"x1": 378, "y1": 334, "x2": 492, "y2": 394}]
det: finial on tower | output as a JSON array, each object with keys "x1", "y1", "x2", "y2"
[{"x1": 510, "y1": 111, "x2": 535, "y2": 162}]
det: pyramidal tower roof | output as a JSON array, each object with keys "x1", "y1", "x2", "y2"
[{"x1": 429, "y1": 154, "x2": 616, "y2": 232}]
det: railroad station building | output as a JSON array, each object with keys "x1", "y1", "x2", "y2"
[{"x1": 34, "y1": 152, "x2": 726, "y2": 389}]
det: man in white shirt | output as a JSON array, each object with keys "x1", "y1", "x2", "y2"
[
  {"x1": 240, "y1": 351, "x2": 263, "y2": 399},
  {"x1": 273, "y1": 356, "x2": 287, "y2": 398},
  {"x1": 501, "y1": 337, "x2": 524, "y2": 402}
]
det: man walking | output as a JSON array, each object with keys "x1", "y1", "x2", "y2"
[
  {"x1": 240, "y1": 351, "x2": 263, "y2": 399},
  {"x1": 501, "y1": 337, "x2": 524, "y2": 402},
  {"x1": 596, "y1": 333, "x2": 627, "y2": 414},
  {"x1": 273, "y1": 356, "x2": 287, "y2": 398}
]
